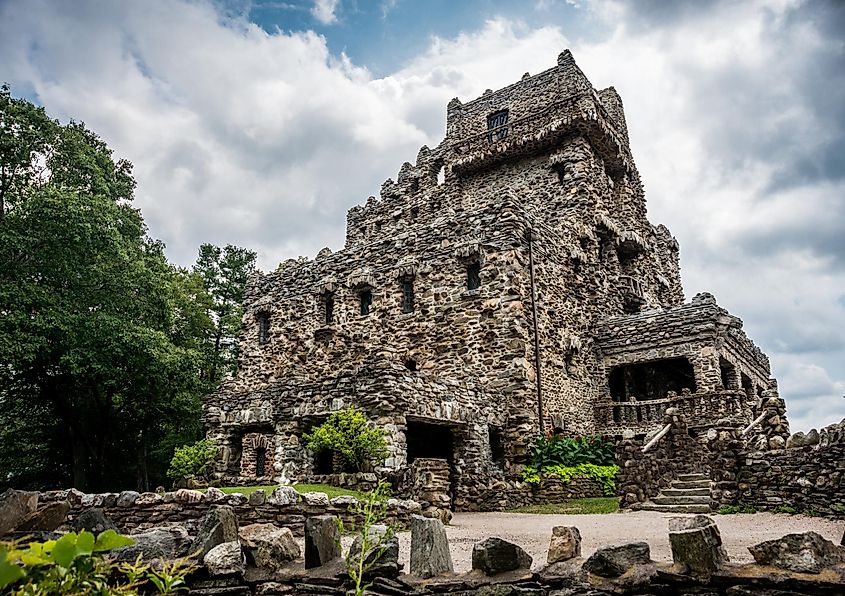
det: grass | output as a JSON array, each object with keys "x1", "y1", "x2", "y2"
[
  {"x1": 217, "y1": 483, "x2": 367, "y2": 500},
  {"x1": 507, "y1": 497, "x2": 619, "y2": 515}
]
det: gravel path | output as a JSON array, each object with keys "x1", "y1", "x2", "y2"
[{"x1": 390, "y1": 510, "x2": 844, "y2": 573}]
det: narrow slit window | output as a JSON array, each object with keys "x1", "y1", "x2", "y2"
[
  {"x1": 323, "y1": 292, "x2": 335, "y2": 325},
  {"x1": 255, "y1": 446, "x2": 266, "y2": 477},
  {"x1": 401, "y1": 279, "x2": 415, "y2": 313},
  {"x1": 466, "y1": 261, "x2": 481, "y2": 290},
  {"x1": 257, "y1": 313, "x2": 270, "y2": 344},
  {"x1": 360, "y1": 288, "x2": 373, "y2": 316},
  {"x1": 487, "y1": 109, "x2": 509, "y2": 143}
]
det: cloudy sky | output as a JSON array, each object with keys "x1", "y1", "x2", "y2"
[{"x1": 1, "y1": 0, "x2": 843, "y2": 432}]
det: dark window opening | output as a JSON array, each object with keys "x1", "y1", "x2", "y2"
[
  {"x1": 255, "y1": 446, "x2": 266, "y2": 477},
  {"x1": 314, "y1": 449, "x2": 333, "y2": 474},
  {"x1": 741, "y1": 372, "x2": 754, "y2": 400},
  {"x1": 489, "y1": 426, "x2": 505, "y2": 465},
  {"x1": 406, "y1": 420, "x2": 453, "y2": 463},
  {"x1": 564, "y1": 350, "x2": 576, "y2": 376},
  {"x1": 405, "y1": 358, "x2": 418, "y2": 372},
  {"x1": 466, "y1": 261, "x2": 481, "y2": 291},
  {"x1": 401, "y1": 279, "x2": 415, "y2": 313},
  {"x1": 257, "y1": 313, "x2": 270, "y2": 344},
  {"x1": 410, "y1": 178, "x2": 419, "y2": 193},
  {"x1": 608, "y1": 357, "x2": 696, "y2": 402},
  {"x1": 487, "y1": 109, "x2": 509, "y2": 143},
  {"x1": 323, "y1": 292, "x2": 334, "y2": 325},
  {"x1": 720, "y1": 357, "x2": 737, "y2": 390},
  {"x1": 359, "y1": 289, "x2": 373, "y2": 315},
  {"x1": 410, "y1": 206, "x2": 419, "y2": 220}
]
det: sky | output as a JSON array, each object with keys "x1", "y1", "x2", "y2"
[{"x1": 1, "y1": 0, "x2": 843, "y2": 432}]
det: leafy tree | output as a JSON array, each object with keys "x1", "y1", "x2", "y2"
[
  {"x1": 304, "y1": 408, "x2": 389, "y2": 473},
  {"x1": 192, "y1": 243, "x2": 256, "y2": 383},
  {"x1": 0, "y1": 86, "x2": 215, "y2": 492}
]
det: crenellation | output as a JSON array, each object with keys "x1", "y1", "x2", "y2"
[{"x1": 203, "y1": 51, "x2": 782, "y2": 510}]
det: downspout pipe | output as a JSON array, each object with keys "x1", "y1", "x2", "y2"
[{"x1": 527, "y1": 228, "x2": 544, "y2": 434}]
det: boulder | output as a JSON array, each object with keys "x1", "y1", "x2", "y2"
[
  {"x1": 583, "y1": 542, "x2": 651, "y2": 578},
  {"x1": 471, "y1": 537, "x2": 532, "y2": 575},
  {"x1": 301, "y1": 491, "x2": 330, "y2": 506},
  {"x1": 547, "y1": 526, "x2": 581, "y2": 564},
  {"x1": 668, "y1": 515, "x2": 728, "y2": 574},
  {"x1": 305, "y1": 514, "x2": 341, "y2": 569},
  {"x1": 116, "y1": 491, "x2": 140, "y2": 507},
  {"x1": 0, "y1": 489, "x2": 39, "y2": 536},
  {"x1": 748, "y1": 532, "x2": 845, "y2": 574},
  {"x1": 348, "y1": 524, "x2": 401, "y2": 578},
  {"x1": 72, "y1": 508, "x2": 117, "y2": 535},
  {"x1": 226, "y1": 493, "x2": 248, "y2": 506},
  {"x1": 135, "y1": 492, "x2": 163, "y2": 506},
  {"x1": 16, "y1": 501, "x2": 70, "y2": 532},
  {"x1": 190, "y1": 505, "x2": 239, "y2": 559},
  {"x1": 204, "y1": 487, "x2": 226, "y2": 503},
  {"x1": 172, "y1": 489, "x2": 204, "y2": 504},
  {"x1": 267, "y1": 486, "x2": 300, "y2": 506},
  {"x1": 410, "y1": 514, "x2": 453, "y2": 578},
  {"x1": 204, "y1": 541, "x2": 245, "y2": 576},
  {"x1": 239, "y1": 523, "x2": 300, "y2": 572},
  {"x1": 111, "y1": 526, "x2": 192, "y2": 563},
  {"x1": 330, "y1": 495, "x2": 357, "y2": 507},
  {"x1": 248, "y1": 490, "x2": 267, "y2": 506}
]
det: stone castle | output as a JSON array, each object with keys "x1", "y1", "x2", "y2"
[{"x1": 203, "y1": 51, "x2": 778, "y2": 507}]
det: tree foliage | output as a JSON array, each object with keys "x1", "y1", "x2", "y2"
[
  {"x1": 0, "y1": 85, "x2": 252, "y2": 492},
  {"x1": 167, "y1": 439, "x2": 218, "y2": 480},
  {"x1": 304, "y1": 408, "x2": 389, "y2": 473}
]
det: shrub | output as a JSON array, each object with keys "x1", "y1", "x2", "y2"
[
  {"x1": 521, "y1": 463, "x2": 619, "y2": 496},
  {"x1": 0, "y1": 530, "x2": 194, "y2": 594},
  {"x1": 337, "y1": 481, "x2": 394, "y2": 596},
  {"x1": 529, "y1": 433, "x2": 616, "y2": 468},
  {"x1": 304, "y1": 407, "x2": 389, "y2": 473},
  {"x1": 718, "y1": 504, "x2": 757, "y2": 514},
  {"x1": 167, "y1": 438, "x2": 218, "y2": 480}
]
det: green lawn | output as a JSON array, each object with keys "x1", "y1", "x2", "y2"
[
  {"x1": 507, "y1": 497, "x2": 619, "y2": 515},
  {"x1": 218, "y1": 483, "x2": 367, "y2": 500}
]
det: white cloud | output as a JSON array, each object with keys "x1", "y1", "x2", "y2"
[
  {"x1": 311, "y1": 0, "x2": 339, "y2": 24},
  {"x1": 1, "y1": 0, "x2": 842, "y2": 431}
]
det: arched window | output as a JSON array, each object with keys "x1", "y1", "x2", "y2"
[
  {"x1": 466, "y1": 261, "x2": 481, "y2": 290},
  {"x1": 322, "y1": 292, "x2": 335, "y2": 324},
  {"x1": 257, "y1": 312, "x2": 270, "y2": 344},
  {"x1": 401, "y1": 278, "x2": 414, "y2": 313},
  {"x1": 359, "y1": 288, "x2": 373, "y2": 315}
]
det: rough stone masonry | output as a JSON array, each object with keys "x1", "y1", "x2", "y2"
[{"x1": 203, "y1": 50, "x2": 778, "y2": 509}]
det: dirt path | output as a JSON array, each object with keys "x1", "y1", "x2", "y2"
[{"x1": 391, "y1": 510, "x2": 844, "y2": 572}]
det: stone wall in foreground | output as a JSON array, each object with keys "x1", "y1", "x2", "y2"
[{"x1": 38, "y1": 487, "x2": 422, "y2": 536}]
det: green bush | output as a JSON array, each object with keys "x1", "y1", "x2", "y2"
[
  {"x1": 718, "y1": 504, "x2": 757, "y2": 514},
  {"x1": 0, "y1": 530, "x2": 194, "y2": 594},
  {"x1": 167, "y1": 438, "x2": 218, "y2": 480},
  {"x1": 521, "y1": 463, "x2": 620, "y2": 496},
  {"x1": 529, "y1": 434, "x2": 616, "y2": 468},
  {"x1": 303, "y1": 407, "x2": 389, "y2": 473}
]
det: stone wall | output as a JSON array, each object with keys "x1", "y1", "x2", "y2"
[{"x1": 38, "y1": 488, "x2": 423, "y2": 537}]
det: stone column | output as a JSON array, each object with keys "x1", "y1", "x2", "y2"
[{"x1": 706, "y1": 420, "x2": 742, "y2": 508}]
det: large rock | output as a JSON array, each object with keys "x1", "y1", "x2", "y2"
[
  {"x1": 348, "y1": 524, "x2": 401, "y2": 578},
  {"x1": 305, "y1": 514, "x2": 341, "y2": 569},
  {"x1": 547, "y1": 526, "x2": 581, "y2": 564},
  {"x1": 204, "y1": 541, "x2": 245, "y2": 576},
  {"x1": 410, "y1": 514, "x2": 453, "y2": 578},
  {"x1": 172, "y1": 489, "x2": 204, "y2": 504},
  {"x1": 748, "y1": 532, "x2": 845, "y2": 574},
  {"x1": 116, "y1": 491, "x2": 140, "y2": 507},
  {"x1": 668, "y1": 515, "x2": 728, "y2": 575},
  {"x1": 111, "y1": 526, "x2": 192, "y2": 563},
  {"x1": 583, "y1": 542, "x2": 651, "y2": 578},
  {"x1": 72, "y1": 508, "x2": 117, "y2": 535},
  {"x1": 16, "y1": 501, "x2": 70, "y2": 532},
  {"x1": 471, "y1": 537, "x2": 532, "y2": 575},
  {"x1": 267, "y1": 486, "x2": 300, "y2": 506},
  {"x1": 239, "y1": 523, "x2": 300, "y2": 572},
  {"x1": 248, "y1": 489, "x2": 267, "y2": 506},
  {"x1": 301, "y1": 491, "x2": 330, "y2": 506},
  {"x1": 0, "y1": 489, "x2": 38, "y2": 536},
  {"x1": 190, "y1": 505, "x2": 239, "y2": 559},
  {"x1": 204, "y1": 487, "x2": 226, "y2": 503}
]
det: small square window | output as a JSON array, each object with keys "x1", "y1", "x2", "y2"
[{"x1": 487, "y1": 109, "x2": 509, "y2": 143}]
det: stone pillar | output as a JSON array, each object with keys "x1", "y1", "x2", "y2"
[
  {"x1": 756, "y1": 390, "x2": 790, "y2": 449},
  {"x1": 706, "y1": 420, "x2": 742, "y2": 508},
  {"x1": 668, "y1": 515, "x2": 728, "y2": 575}
]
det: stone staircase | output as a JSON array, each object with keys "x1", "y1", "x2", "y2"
[{"x1": 639, "y1": 473, "x2": 713, "y2": 514}]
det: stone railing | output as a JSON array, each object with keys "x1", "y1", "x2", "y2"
[{"x1": 596, "y1": 390, "x2": 752, "y2": 435}]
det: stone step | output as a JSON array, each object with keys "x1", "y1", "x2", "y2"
[
  {"x1": 662, "y1": 487, "x2": 710, "y2": 497},
  {"x1": 672, "y1": 480, "x2": 711, "y2": 489},
  {"x1": 653, "y1": 495, "x2": 711, "y2": 506},
  {"x1": 676, "y1": 473, "x2": 708, "y2": 482},
  {"x1": 638, "y1": 502, "x2": 713, "y2": 514}
]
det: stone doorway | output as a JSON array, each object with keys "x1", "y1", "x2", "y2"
[{"x1": 405, "y1": 418, "x2": 457, "y2": 509}]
